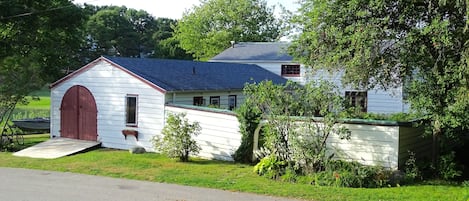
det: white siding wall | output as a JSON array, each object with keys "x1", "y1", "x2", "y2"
[
  {"x1": 161, "y1": 104, "x2": 421, "y2": 169},
  {"x1": 306, "y1": 69, "x2": 409, "y2": 114},
  {"x1": 164, "y1": 105, "x2": 241, "y2": 161},
  {"x1": 51, "y1": 60, "x2": 166, "y2": 151},
  {"x1": 242, "y1": 62, "x2": 409, "y2": 114},
  {"x1": 165, "y1": 91, "x2": 245, "y2": 110},
  {"x1": 328, "y1": 124, "x2": 400, "y2": 169},
  {"x1": 252, "y1": 62, "x2": 306, "y2": 84}
]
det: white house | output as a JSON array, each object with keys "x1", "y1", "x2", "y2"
[
  {"x1": 49, "y1": 56, "x2": 287, "y2": 155},
  {"x1": 210, "y1": 42, "x2": 410, "y2": 114}
]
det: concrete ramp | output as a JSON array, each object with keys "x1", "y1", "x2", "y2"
[{"x1": 13, "y1": 138, "x2": 101, "y2": 159}]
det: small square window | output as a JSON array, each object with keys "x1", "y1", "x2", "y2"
[
  {"x1": 210, "y1": 96, "x2": 220, "y2": 108},
  {"x1": 193, "y1": 96, "x2": 204, "y2": 106},
  {"x1": 281, "y1": 64, "x2": 301, "y2": 77},
  {"x1": 126, "y1": 95, "x2": 138, "y2": 126}
]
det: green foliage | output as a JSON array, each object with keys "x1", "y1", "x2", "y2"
[
  {"x1": 291, "y1": 0, "x2": 469, "y2": 176},
  {"x1": 151, "y1": 19, "x2": 193, "y2": 60},
  {"x1": 438, "y1": 152, "x2": 462, "y2": 180},
  {"x1": 404, "y1": 151, "x2": 422, "y2": 182},
  {"x1": 1, "y1": 0, "x2": 84, "y2": 82},
  {"x1": 253, "y1": 155, "x2": 286, "y2": 179},
  {"x1": 152, "y1": 113, "x2": 201, "y2": 162},
  {"x1": 243, "y1": 80, "x2": 353, "y2": 180},
  {"x1": 462, "y1": 180, "x2": 469, "y2": 187},
  {"x1": 172, "y1": 0, "x2": 283, "y2": 60},
  {"x1": 0, "y1": 0, "x2": 83, "y2": 127},
  {"x1": 85, "y1": 6, "x2": 155, "y2": 58},
  {"x1": 233, "y1": 100, "x2": 262, "y2": 163},
  {"x1": 302, "y1": 160, "x2": 398, "y2": 188},
  {"x1": 341, "y1": 111, "x2": 421, "y2": 122}
]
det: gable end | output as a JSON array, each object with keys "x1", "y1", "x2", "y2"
[{"x1": 50, "y1": 57, "x2": 167, "y2": 93}]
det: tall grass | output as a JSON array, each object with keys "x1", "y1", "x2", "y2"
[
  {"x1": 11, "y1": 108, "x2": 50, "y2": 120},
  {"x1": 1, "y1": 89, "x2": 50, "y2": 134}
]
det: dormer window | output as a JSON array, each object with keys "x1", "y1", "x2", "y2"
[{"x1": 281, "y1": 64, "x2": 300, "y2": 77}]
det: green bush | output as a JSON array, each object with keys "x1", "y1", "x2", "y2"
[
  {"x1": 404, "y1": 151, "x2": 422, "y2": 182},
  {"x1": 152, "y1": 113, "x2": 201, "y2": 162},
  {"x1": 233, "y1": 102, "x2": 261, "y2": 163},
  {"x1": 253, "y1": 155, "x2": 286, "y2": 179},
  {"x1": 438, "y1": 152, "x2": 462, "y2": 180},
  {"x1": 296, "y1": 160, "x2": 399, "y2": 188}
]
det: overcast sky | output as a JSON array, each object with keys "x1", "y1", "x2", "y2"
[{"x1": 73, "y1": 0, "x2": 300, "y2": 19}]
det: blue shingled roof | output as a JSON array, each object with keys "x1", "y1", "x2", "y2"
[
  {"x1": 104, "y1": 56, "x2": 288, "y2": 92},
  {"x1": 210, "y1": 42, "x2": 293, "y2": 61}
]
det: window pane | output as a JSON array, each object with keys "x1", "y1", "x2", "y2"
[
  {"x1": 281, "y1": 64, "x2": 300, "y2": 76},
  {"x1": 228, "y1": 95, "x2": 236, "y2": 110},
  {"x1": 210, "y1": 96, "x2": 220, "y2": 107},
  {"x1": 126, "y1": 96, "x2": 137, "y2": 125},
  {"x1": 193, "y1": 96, "x2": 204, "y2": 106}
]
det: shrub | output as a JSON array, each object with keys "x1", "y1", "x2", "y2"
[
  {"x1": 404, "y1": 151, "x2": 422, "y2": 182},
  {"x1": 233, "y1": 102, "x2": 261, "y2": 163},
  {"x1": 438, "y1": 152, "x2": 462, "y2": 180},
  {"x1": 152, "y1": 113, "x2": 201, "y2": 162},
  {"x1": 253, "y1": 155, "x2": 286, "y2": 179}
]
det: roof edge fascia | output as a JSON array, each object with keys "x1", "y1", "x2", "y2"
[
  {"x1": 50, "y1": 56, "x2": 167, "y2": 94},
  {"x1": 50, "y1": 57, "x2": 104, "y2": 89}
]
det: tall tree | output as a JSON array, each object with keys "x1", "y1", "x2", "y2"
[
  {"x1": 0, "y1": 0, "x2": 84, "y2": 129},
  {"x1": 152, "y1": 18, "x2": 193, "y2": 60},
  {"x1": 85, "y1": 6, "x2": 156, "y2": 58},
  {"x1": 290, "y1": 0, "x2": 469, "y2": 166},
  {"x1": 0, "y1": 0, "x2": 84, "y2": 82},
  {"x1": 172, "y1": 0, "x2": 283, "y2": 61}
]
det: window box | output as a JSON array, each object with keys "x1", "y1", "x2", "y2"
[{"x1": 122, "y1": 129, "x2": 139, "y2": 141}]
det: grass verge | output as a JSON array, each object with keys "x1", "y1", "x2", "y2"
[{"x1": 0, "y1": 135, "x2": 468, "y2": 201}]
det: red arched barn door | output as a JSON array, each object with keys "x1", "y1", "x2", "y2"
[{"x1": 60, "y1": 85, "x2": 97, "y2": 141}]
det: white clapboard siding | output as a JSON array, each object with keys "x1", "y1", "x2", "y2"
[
  {"x1": 165, "y1": 91, "x2": 245, "y2": 110},
  {"x1": 257, "y1": 119, "x2": 425, "y2": 169},
  {"x1": 252, "y1": 62, "x2": 307, "y2": 85},
  {"x1": 51, "y1": 60, "x2": 166, "y2": 151},
  {"x1": 327, "y1": 123, "x2": 400, "y2": 169},
  {"x1": 244, "y1": 61, "x2": 409, "y2": 114},
  {"x1": 164, "y1": 105, "x2": 241, "y2": 161}
]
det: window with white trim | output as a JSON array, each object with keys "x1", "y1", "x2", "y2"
[{"x1": 125, "y1": 95, "x2": 138, "y2": 126}]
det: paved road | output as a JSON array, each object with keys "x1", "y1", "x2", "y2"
[{"x1": 0, "y1": 168, "x2": 301, "y2": 201}]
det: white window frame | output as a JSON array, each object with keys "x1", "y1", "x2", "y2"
[{"x1": 125, "y1": 95, "x2": 138, "y2": 126}]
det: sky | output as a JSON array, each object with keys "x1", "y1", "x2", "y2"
[{"x1": 73, "y1": 0, "x2": 300, "y2": 19}]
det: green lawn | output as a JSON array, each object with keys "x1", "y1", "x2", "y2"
[
  {"x1": 0, "y1": 135, "x2": 467, "y2": 201},
  {"x1": 11, "y1": 88, "x2": 51, "y2": 119}
]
